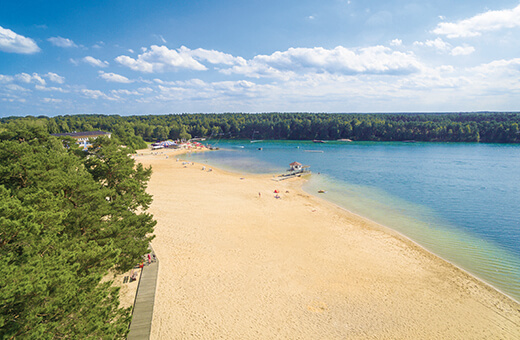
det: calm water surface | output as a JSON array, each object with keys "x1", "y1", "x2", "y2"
[{"x1": 186, "y1": 140, "x2": 520, "y2": 301}]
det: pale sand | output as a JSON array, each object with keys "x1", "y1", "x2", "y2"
[{"x1": 134, "y1": 148, "x2": 520, "y2": 339}]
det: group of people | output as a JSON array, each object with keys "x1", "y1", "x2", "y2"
[{"x1": 126, "y1": 252, "x2": 157, "y2": 283}]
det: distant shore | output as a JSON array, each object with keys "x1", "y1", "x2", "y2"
[{"x1": 134, "y1": 147, "x2": 520, "y2": 339}]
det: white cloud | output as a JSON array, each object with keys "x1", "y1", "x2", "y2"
[
  {"x1": 42, "y1": 98, "x2": 63, "y2": 103},
  {"x1": 186, "y1": 46, "x2": 246, "y2": 66},
  {"x1": 433, "y1": 4, "x2": 520, "y2": 38},
  {"x1": 470, "y1": 58, "x2": 520, "y2": 76},
  {"x1": 15, "y1": 73, "x2": 46, "y2": 85},
  {"x1": 0, "y1": 75, "x2": 14, "y2": 83},
  {"x1": 98, "y1": 71, "x2": 133, "y2": 83},
  {"x1": 115, "y1": 45, "x2": 245, "y2": 73},
  {"x1": 414, "y1": 38, "x2": 450, "y2": 52},
  {"x1": 35, "y1": 85, "x2": 68, "y2": 92},
  {"x1": 0, "y1": 26, "x2": 40, "y2": 54},
  {"x1": 92, "y1": 41, "x2": 105, "y2": 49},
  {"x1": 81, "y1": 89, "x2": 116, "y2": 100},
  {"x1": 6, "y1": 84, "x2": 31, "y2": 92},
  {"x1": 82, "y1": 56, "x2": 109, "y2": 68},
  {"x1": 154, "y1": 78, "x2": 262, "y2": 102},
  {"x1": 153, "y1": 34, "x2": 167, "y2": 43},
  {"x1": 451, "y1": 45, "x2": 475, "y2": 56},
  {"x1": 390, "y1": 39, "x2": 402, "y2": 46},
  {"x1": 45, "y1": 72, "x2": 65, "y2": 84},
  {"x1": 222, "y1": 46, "x2": 422, "y2": 78},
  {"x1": 138, "y1": 87, "x2": 153, "y2": 93},
  {"x1": 48, "y1": 36, "x2": 77, "y2": 48},
  {"x1": 111, "y1": 89, "x2": 143, "y2": 96},
  {"x1": 0, "y1": 72, "x2": 64, "y2": 87},
  {"x1": 414, "y1": 38, "x2": 475, "y2": 56},
  {"x1": 115, "y1": 45, "x2": 207, "y2": 72}
]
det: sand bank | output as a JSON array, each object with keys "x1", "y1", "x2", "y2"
[{"x1": 135, "y1": 147, "x2": 520, "y2": 339}]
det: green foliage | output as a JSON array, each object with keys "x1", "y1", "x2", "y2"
[
  {"x1": 84, "y1": 137, "x2": 155, "y2": 271},
  {"x1": 0, "y1": 122, "x2": 155, "y2": 338},
  {"x1": 3, "y1": 112, "x2": 516, "y2": 144}
]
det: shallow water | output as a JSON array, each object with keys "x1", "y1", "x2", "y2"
[{"x1": 186, "y1": 140, "x2": 520, "y2": 301}]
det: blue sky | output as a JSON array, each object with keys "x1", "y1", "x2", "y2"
[{"x1": 1, "y1": 0, "x2": 520, "y2": 116}]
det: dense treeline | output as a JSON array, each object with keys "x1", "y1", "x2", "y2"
[
  {"x1": 0, "y1": 121, "x2": 156, "y2": 338},
  {"x1": 1, "y1": 112, "x2": 520, "y2": 143}
]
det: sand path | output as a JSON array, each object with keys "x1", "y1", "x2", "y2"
[{"x1": 135, "y1": 149, "x2": 520, "y2": 339}]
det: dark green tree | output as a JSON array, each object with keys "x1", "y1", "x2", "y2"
[{"x1": 0, "y1": 123, "x2": 155, "y2": 338}]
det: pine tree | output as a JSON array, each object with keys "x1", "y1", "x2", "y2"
[{"x1": 0, "y1": 122, "x2": 155, "y2": 338}]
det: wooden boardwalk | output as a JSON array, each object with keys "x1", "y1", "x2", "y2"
[{"x1": 127, "y1": 256, "x2": 159, "y2": 340}]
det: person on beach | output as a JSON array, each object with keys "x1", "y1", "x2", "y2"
[{"x1": 129, "y1": 270, "x2": 137, "y2": 282}]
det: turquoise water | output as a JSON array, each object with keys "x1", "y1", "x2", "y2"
[{"x1": 186, "y1": 140, "x2": 520, "y2": 301}]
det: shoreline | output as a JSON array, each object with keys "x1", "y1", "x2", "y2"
[
  {"x1": 135, "y1": 150, "x2": 520, "y2": 338},
  {"x1": 299, "y1": 182, "x2": 520, "y2": 305},
  {"x1": 184, "y1": 145, "x2": 520, "y2": 304}
]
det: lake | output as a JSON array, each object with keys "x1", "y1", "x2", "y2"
[{"x1": 186, "y1": 140, "x2": 520, "y2": 302}]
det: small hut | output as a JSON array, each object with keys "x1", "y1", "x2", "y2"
[
  {"x1": 287, "y1": 161, "x2": 310, "y2": 175},
  {"x1": 289, "y1": 161, "x2": 303, "y2": 172}
]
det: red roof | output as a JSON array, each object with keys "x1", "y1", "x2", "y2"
[{"x1": 290, "y1": 162, "x2": 302, "y2": 166}]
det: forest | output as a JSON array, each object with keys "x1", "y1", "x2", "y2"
[
  {"x1": 2, "y1": 112, "x2": 519, "y2": 146},
  {"x1": 0, "y1": 121, "x2": 156, "y2": 338}
]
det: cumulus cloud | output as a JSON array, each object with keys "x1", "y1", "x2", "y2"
[
  {"x1": 450, "y1": 45, "x2": 475, "y2": 56},
  {"x1": 81, "y1": 89, "x2": 116, "y2": 100},
  {"x1": 433, "y1": 4, "x2": 520, "y2": 38},
  {"x1": 115, "y1": 45, "x2": 244, "y2": 73},
  {"x1": 470, "y1": 58, "x2": 520, "y2": 76},
  {"x1": 390, "y1": 39, "x2": 402, "y2": 46},
  {"x1": 115, "y1": 45, "x2": 206, "y2": 72},
  {"x1": 35, "y1": 85, "x2": 67, "y2": 92},
  {"x1": 6, "y1": 84, "x2": 31, "y2": 92},
  {"x1": 222, "y1": 46, "x2": 422, "y2": 78},
  {"x1": 187, "y1": 46, "x2": 246, "y2": 66},
  {"x1": 0, "y1": 72, "x2": 64, "y2": 87},
  {"x1": 414, "y1": 38, "x2": 450, "y2": 52},
  {"x1": 414, "y1": 38, "x2": 475, "y2": 56},
  {"x1": 0, "y1": 75, "x2": 14, "y2": 83},
  {"x1": 48, "y1": 36, "x2": 77, "y2": 48},
  {"x1": 0, "y1": 26, "x2": 40, "y2": 54},
  {"x1": 45, "y1": 72, "x2": 65, "y2": 84},
  {"x1": 98, "y1": 71, "x2": 133, "y2": 83},
  {"x1": 155, "y1": 79, "x2": 261, "y2": 102},
  {"x1": 15, "y1": 73, "x2": 46, "y2": 85},
  {"x1": 83, "y1": 56, "x2": 109, "y2": 68}
]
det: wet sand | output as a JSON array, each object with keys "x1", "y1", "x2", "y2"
[{"x1": 135, "y1": 148, "x2": 520, "y2": 339}]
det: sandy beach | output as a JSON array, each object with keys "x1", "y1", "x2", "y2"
[{"x1": 134, "y1": 148, "x2": 520, "y2": 339}]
